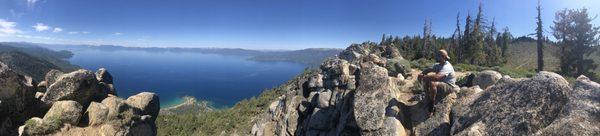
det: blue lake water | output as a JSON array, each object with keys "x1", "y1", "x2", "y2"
[{"x1": 64, "y1": 48, "x2": 306, "y2": 108}]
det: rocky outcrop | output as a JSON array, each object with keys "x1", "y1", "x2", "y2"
[
  {"x1": 471, "y1": 70, "x2": 502, "y2": 90},
  {"x1": 126, "y1": 92, "x2": 160, "y2": 122},
  {"x1": 43, "y1": 70, "x2": 64, "y2": 87},
  {"x1": 0, "y1": 63, "x2": 159, "y2": 136},
  {"x1": 251, "y1": 43, "x2": 411, "y2": 136},
  {"x1": 412, "y1": 93, "x2": 456, "y2": 136},
  {"x1": 0, "y1": 62, "x2": 38, "y2": 135},
  {"x1": 353, "y1": 62, "x2": 393, "y2": 134},
  {"x1": 250, "y1": 42, "x2": 600, "y2": 136},
  {"x1": 19, "y1": 92, "x2": 160, "y2": 136},
  {"x1": 41, "y1": 69, "x2": 107, "y2": 107},
  {"x1": 534, "y1": 75, "x2": 600, "y2": 136},
  {"x1": 451, "y1": 72, "x2": 571, "y2": 135},
  {"x1": 96, "y1": 68, "x2": 116, "y2": 95}
]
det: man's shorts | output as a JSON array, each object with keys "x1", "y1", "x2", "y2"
[{"x1": 433, "y1": 82, "x2": 458, "y2": 94}]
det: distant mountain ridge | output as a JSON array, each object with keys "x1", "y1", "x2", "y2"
[
  {"x1": 249, "y1": 48, "x2": 344, "y2": 66},
  {"x1": 13, "y1": 42, "x2": 343, "y2": 66}
]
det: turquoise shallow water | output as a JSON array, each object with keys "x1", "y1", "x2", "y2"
[{"x1": 63, "y1": 48, "x2": 306, "y2": 108}]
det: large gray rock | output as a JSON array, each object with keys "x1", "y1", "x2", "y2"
[
  {"x1": 413, "y1": 93, "x2": 456, "y2": 136},
  {"x1": 125, "y1": 92, "x2": 160, "y2": 122},
  {"x1": 381, "y1": 44, "x2": 402, "y2": 59},
  {"x1": 353, "y1": 62, "x2": 391, "y2": 131},
  {"x1": 307, "y1": 73, "x2": 324, "y2": 89},
  {"x1": 85, "y1": 102, "x2": 109, "y2": 126},
  {"x1": 534, "y1": 75, "x2": 600, "y2": 136},
  {"x1": 95, "y1": 68, "x2": 113, "y2": 84},
  {"x1": 339, "y1": 43, "x2": 374, "y2": 62},
  {"x1": 451, "y1": 72, "x2": 570, "y2": 135},
  {"x1": 386, "y1": 58, "x2": 411, "y2": 77},
  {"x1": 101, "y1": 96, "x2": 128, "y2": 120},
  {"x1": 43, "y1": 100, "x2": 83, "y2": 125},
  {"x1": 471, "y1": 70, "x2": 502, "y2": 90},
  {"x1": 42, "y1": 69, "x2": 106, "y2": 106},
  {"x1": 308, "y1": 108, "x2": 335, "y2": 130},
  {"x1": 0, "y1": 62, "x2": 36, "y2": 135},
  {"x1": 19, "y1": 101, "x2": 84, "y2": 135},
  {"x1": 43, "y1": 69, "x2": 64, "y2": 87},
  {"x1": 95, "y1": 68, "x2": 116, "y2": 95},
  {"x1": 316, "y1": 90, "x2": 332, "y2": 109}
]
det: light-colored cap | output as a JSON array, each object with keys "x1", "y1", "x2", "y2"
[{"x1": 439, "y1": 49, "x2": 450, "y2": 59}]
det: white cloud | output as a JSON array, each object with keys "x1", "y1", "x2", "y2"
[
  {"x1": 82, "y1": 31, "x2": 90, "y2": 34},
  {"x1": 26, "y1": 0, "x2": 40, "y2": 7},
  {"x1": 53, "y1": 27, "x2": 63, "y2": 33},
  {"x1": 32, "y1": 23, "x2": 50, "y2": 32},
  {"x1": 68, "y1": 31, "x2": 79, "y2": 34},
  {"x1": 113, "y1": 32, "x2": 122, "y2": 36},
  {"x1": 0, "y1": 19, "x2": 21, "y2": 34}
]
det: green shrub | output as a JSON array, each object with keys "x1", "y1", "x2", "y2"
[
  {"x1": 411, "y1": 58, "x2": 435, "y2": 70},
  {"x1": 23, "y1": 116, "x2": 62, "y2": 135}
]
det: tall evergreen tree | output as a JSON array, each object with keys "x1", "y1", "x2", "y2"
[
  {"x1": 470, "y1": 3, "x2": 486, "y2": 65},
  {"x1": 485, "y1": 18, "x2": 501, "y2": 66},
  {"x1": 451, "y1": 13, "x2": 462, "y2": 62},
  {"x1": 422, "y1": 19, "x2": 433, "y2": 59},
  {"x1": 500, "y1": 28, "x2": 511, "y2": 58},
  {"x1": 461, "y1": 13, "x2": 472, "y2": 63},
  {"x1": 536, "y1": 1, "x2": 544, "y2": 72},
  {"x1": 381, "y1": 34, "x2": 387, "y2": 45},
  {"x1": 552, "y1": 8, "x2": 600, "y2": 78}
]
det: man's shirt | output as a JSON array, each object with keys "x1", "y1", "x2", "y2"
[{"x1": 431, "y1": 61, "x2": 457, "y2": 87}]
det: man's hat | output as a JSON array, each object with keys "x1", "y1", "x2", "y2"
[{"x1": 438, "y1": 49, "x2": 450, "y2": 60}]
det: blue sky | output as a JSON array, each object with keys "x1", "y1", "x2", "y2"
[{"x1": 0, "y1": 0, "x2": 599, "y2": 49}]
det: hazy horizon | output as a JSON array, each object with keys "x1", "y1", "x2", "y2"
[{"x1": 1, "y1": 0, "x2": 599, "y2": 50}]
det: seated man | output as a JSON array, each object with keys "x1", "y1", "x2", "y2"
[{"x1": 418, "y1": 49, "x2": 457, "y2": 116}]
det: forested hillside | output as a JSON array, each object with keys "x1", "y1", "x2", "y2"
[{"x1": 0, "y1": 43, "x2": 79, "y2": 81}]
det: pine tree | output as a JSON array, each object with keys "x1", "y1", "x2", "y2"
[
  {"x1": 381, "y1": 34, "x2": 387, "y2": 45},
  {"x1": 536, "y1": 1, "x2": 544, "y2": 72},
  {"x1": 552, "y1": 8, "x2": 600, "y2": 78},
  {"x1": 461, "y1": 13, "x2": 472, "y2": 64},
  {"x1": 386, "y1": 35, "x2": 394, "y2": 46},
  {"x1": 452, "y1": 13, "x2": 462, "y2": 62},
  {"x1": 485, "y1": 18, "x2": 500, "y2": 66},
  {"x1": 470, "y1": 3, "x2": 486, "y2": 65},
  {"x1": 422, "y1": 19, "x2": 433, "y2": 59},
  {"x1": 500, "y1": 27, "x2": 511, "y2": 58}
]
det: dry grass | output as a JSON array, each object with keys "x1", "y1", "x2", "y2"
[{"x1": 504, "y1": 41, "x2": 561, "y2": 72}]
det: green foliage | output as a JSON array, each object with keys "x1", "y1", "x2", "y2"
[
  {"x1": 410, "y1": 58, "x2": 435, "y2": 70},
  {"x1": 552, "y1": 8, "x2": 600, "y2": 78},
  {"x1": 378, "y1": 3, "x2": 510, "y2": 68},
  {"x1": 157, "y1": 87, "x2": 284, "y2": 135},
  {"x1": 23, "y1": 117, "x2": 62, "y2": 135}
]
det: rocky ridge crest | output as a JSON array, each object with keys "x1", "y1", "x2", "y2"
[{"x1": 251, "y1": 42, "x2": 600, "y2": 136}]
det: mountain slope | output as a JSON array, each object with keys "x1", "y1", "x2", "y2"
[
  {"x1": 0, "y1": 51, "x2": 63, "y2": 81},
  {"x1": 0, "y1": 43, "x2": 79, "y2": 81}
]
